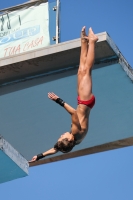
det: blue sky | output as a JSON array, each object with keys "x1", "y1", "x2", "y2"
[{"x1": 0, "y1": 0, "x2": 133, "y2": 199}]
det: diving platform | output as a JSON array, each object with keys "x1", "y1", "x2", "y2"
[
  {"x1": 0, "y1": 32, "x2": 133, "y2": 170},
  {"x1": 0, "y1": 136, "x2": 28, "y2": 184}
]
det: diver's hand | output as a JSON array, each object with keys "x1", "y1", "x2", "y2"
[
  {"x1": 28, "y1": 155, "x2": 37, "y2": 163},
  {"x1": 48, "y1": 92, "x2": 59, "y2": 101}
]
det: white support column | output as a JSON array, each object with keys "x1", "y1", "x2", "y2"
[{"x1": 56, "y1": 0, "x2": 60, "y2": 44}]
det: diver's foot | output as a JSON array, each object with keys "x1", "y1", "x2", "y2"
[
  {"x1": 81, "y1": 26, "x2": 89, "y2": 43},
  {"x1": 88, "y1": 27, "x2": 98, "y2": 43}
]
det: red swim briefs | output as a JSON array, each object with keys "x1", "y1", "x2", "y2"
[{"x1": 77, "y1": 95, "x2": 95, "y2": 109}]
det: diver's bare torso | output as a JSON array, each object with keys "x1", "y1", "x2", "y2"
[{"x1": 71, "y1": 104, "x2": 91, "y2": 144}]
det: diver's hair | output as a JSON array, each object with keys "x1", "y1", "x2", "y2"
[{"x1": 54, "y1": 138, "x2": 75, "y2": 153}]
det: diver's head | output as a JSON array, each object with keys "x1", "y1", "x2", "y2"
[{"x1": 54, "y1": 132, "x2": 75, "y2": 153}]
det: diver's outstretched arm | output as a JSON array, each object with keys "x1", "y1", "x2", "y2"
[
  {"x1": 29, "y1": 148, "x2": 58, "y2": 163},
  {"x1": 48, "y1": 92, "x2": 75, "y2": 115}
]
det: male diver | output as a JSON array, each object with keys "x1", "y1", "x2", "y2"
[{"x1": 29, "y1": 26, "x2": 98, "y2": 162}]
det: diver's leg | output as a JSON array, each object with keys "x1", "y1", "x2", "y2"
[
  {"x1": 77, "y1": 26, "x2": 88, "y2": 94},
  {"x1": 78, "y1": 27, "x2": 98, "y2": 100},
  {"x1": 79, "y1": 26, "x2": 88, "y2": 67}
]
